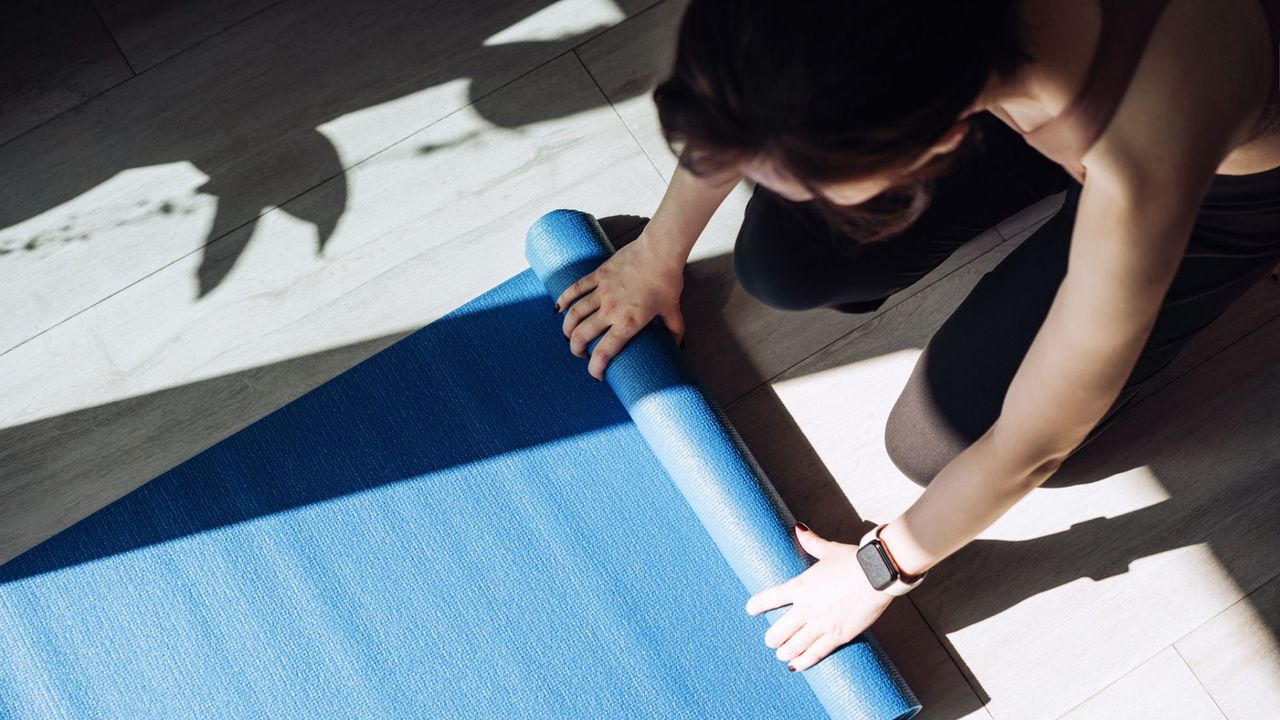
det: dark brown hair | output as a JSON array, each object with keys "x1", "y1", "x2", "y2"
[{"x1": 654, "y1": 0, "x2": 1029, "y2": 242}]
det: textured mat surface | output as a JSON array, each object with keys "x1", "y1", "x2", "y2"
[{"x1": 0, "y1": 211, "x2": 917, "y2": 719}]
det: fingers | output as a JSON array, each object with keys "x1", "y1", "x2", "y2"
[
  {"x1": 788, "y1": 633, "x2": 843, "y2": 672},
  {"x1": 745, "y1": 579, "x2": 796, "y2": 616},
  {"x1": 568, "y1": 310, "x2": 610, "y2": 359},
  {"x1": 554, "y1": 274, "x2": 598, "y2": 315},
  {"x1": 763, "y1": 608, "x2": 806, "y2": 649},
  {"x1": 556, "y1": 268, "x2": 685, "y2": 378},
  {"x1": 659, "y1": 307, "x2": 686, "y2": 348},
  {"x1": 587, "y1": 322, "x2": 640, "y2": 381},
  {"x1": 774, "y1": 624, "x2": 821, "y2": 663},
  {"x1": 561, "y1": 291, "x2": 601, "y2": 341},
  {"x1": 795, "y1": 523, "x2": 835, "y2": 560}
]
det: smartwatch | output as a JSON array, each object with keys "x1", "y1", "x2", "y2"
[{"x1": 856, "y1": 523, "x2": 926, "y2": 597}]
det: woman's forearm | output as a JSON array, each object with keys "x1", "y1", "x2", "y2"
[
  {"x1": 642, "y1": 160, "x2": 741, "y2": 265},
  {"x1": 877, "y1": 423, "x2": 1061, "y2": 577},
  {"x1": 874, "y1": 166, "x2": 1204, "y2": 579}
]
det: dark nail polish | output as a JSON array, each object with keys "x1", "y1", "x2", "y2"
[
  {"x1": 787, "y1": 665, "x2": 796, "y2": 672},
  {"x1": 678, "y1": 339, "x2": 685, "y2": 350},
  {"x1": 795, "y1": 522, "x2": 810, "y2": 533},
  {"x1": 553, "y1": 303, "x2": 560, "y2": 313}
]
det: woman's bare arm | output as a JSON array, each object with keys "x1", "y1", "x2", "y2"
[
  {"x1": 642, "y1": 160, "x2": 742, "y2": 264},
  {"x1": 878, "y1": 0, "x2": 1264, "y2": 575}
]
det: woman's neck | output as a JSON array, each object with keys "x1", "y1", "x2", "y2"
[{"x1": 972, "y1": 0, "x2": 1103, "y2": 133}]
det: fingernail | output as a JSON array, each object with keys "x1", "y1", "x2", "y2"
[
  {"x1": 795, "y1": 522, "x2": 810, "y2": 533},
  {"x1": 678, "y1": 339, "x2": 685, "y2": 350},
  {"x1": 553, "y1": 303, "x2": 560, "y2": 313},
  {"x1": 787, "y1": 665, "x2": 796, "y2": 672}
]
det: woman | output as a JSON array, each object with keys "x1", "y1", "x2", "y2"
[{"x1": 555, "y1": 0, "x2": 1280, "y2": 671}]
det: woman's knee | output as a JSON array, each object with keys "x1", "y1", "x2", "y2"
[
  {"x1": 733, "y1": 190, "x2": 889, "y2": 313},
  {"x1": 733, "y1": 234, "x2": 848, "y2": 311},
  {"x1": 883, "y1": 346, "x2": 997, "y2": 487}
]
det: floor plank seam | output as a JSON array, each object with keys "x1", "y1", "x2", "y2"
[
  {"x1": 122, "y1": 0, "x2": 289, "y2": 71},
  {"x1": 1120, "y1": 311, "x2": 1280, "y2": 417},
  {"x1": 571, "y1": 47, "x2": 669, "y2": 185},
  {"x1": 721, "y1": 232, "x2": 1011, "y2": 412},
  {"x1": 1048, "y1": 644, "x2": 1180, "y2": 720},
  {"x1": 1172, "y1": 565, "x2": 1280, "y2": 648},
  {"x1": 568, "y1": 0, "x2": 676, "y2": 183},
  {"x1": 86, "y1": 0, "x2": 137, "y2": 76},
  {"x1": 0, "y1": 0, "x2": 289, "y2": 154},
  {"x1": 1172, "y1": 644, "x2": 1231, "y2": 720},
  {"x1": 993, "y1": 214, "x2": 1054, "y2": 245},
  {"x1": 903, "y1": 593, "x2": 994, "y2": 717},
  {"x1": 0, "y1": 78, "x2": 135, "y2": 156},
  {"x1": 571, "y1": 0, "x2": 672, "y2": 54}
]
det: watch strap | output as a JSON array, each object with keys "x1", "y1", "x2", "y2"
[{"x1": 858, "y1": 523, "x2": 926, "y2": 596}]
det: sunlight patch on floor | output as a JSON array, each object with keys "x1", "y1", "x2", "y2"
[
  {"x1": 768, "y1": 349, "x2": 925, "y2": 521},
  {"x1": 984, "y1": 466, "x2": 1171, "y2": 540},
  {"x1": 315, "y1": 79, "x2": 472, "y2": 168},
  {"x1": 0, "y1": 60, "x2": 665, "y2": 430},
  {"x1": 0, "y1": 162, "x2": 213, "y2": 261},
  {"x1": 483, "y1": 0, "x2": 626, "y2": 47}
]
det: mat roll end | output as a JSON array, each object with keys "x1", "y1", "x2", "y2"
[{"x1": 524, "y1": 209, "x2": 615, "y2": 302}]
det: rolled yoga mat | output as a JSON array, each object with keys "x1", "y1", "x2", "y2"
[
  {"x1": 526, "y1": 210, "x2": 918, "y2": 719},
  {"x1": 0, "y1": 210, "x2": 918, "y2": 720}
]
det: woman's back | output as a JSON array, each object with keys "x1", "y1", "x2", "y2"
[{"x1": 991, "y1": 0, "x2": 1280, "y2": 180}]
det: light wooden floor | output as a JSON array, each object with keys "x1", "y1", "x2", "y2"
[{"x1": 3, "y1": 1, "x2": 1278, "y2": 718}]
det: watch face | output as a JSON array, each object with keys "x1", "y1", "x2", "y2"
[{"x1": 856, "y1": 541, "x2": 898, "y2": 591}]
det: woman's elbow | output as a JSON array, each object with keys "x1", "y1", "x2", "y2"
[{"x1": 989, "y1": 418, "x2": 1075, "y2": 489}]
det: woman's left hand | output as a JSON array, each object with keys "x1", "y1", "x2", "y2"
[{"x1": 745, "y1": 523, "x2": 894, "y2": 671}]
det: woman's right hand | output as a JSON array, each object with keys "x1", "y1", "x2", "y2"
[{"x1": 555, "y1": 230, "x2": 688, "y2": 381}]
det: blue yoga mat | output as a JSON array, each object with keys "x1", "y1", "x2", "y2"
[{"x1": 0, "y1": 210, "x2": 918, "y2": 719}]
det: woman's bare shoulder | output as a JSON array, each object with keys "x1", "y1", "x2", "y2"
[{"x1": 1087, "y1": 0, "x2": 1275, "y2": 182}]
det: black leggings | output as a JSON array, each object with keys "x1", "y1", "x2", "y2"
[{"x1": 733, "y1": 112, "x2": 1280, "y2": 485}]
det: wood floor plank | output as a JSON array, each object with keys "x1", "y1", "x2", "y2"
[
  {"x1": 874, "y1": 597, "x2": 994, "y2": 720},
  {"x1": 90, "y1": 0, "x2": 281, "y2": 71},
  {"x1": 0, "y1": 0, "x2": 659, "y2": 354},
  {"x1": 576, "y1": 0, "x2": 687, "y2": 180},
  {"x1": 1176, "y1": 573, "x2": 1280, "y2": 719},
  {"x1": 0, "y1": 51, "x2": 668, "y2": 564},
  {"x1": 0, "y1": 0, "x2": 133, "y2": 146},
  {"x1": 1126, "y1": 267, "x2": 1280, "y2": 410},
  {"x1": 994, "y1": 191, "x2": 1064, "y2": 244},
  {"x1": 1058, "y1": 648, "x2": 1225, "y2": 720}
]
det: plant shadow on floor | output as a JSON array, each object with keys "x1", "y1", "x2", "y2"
[{"x1": 0, "y1": 0, "x2": 662, "y2": 296}]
